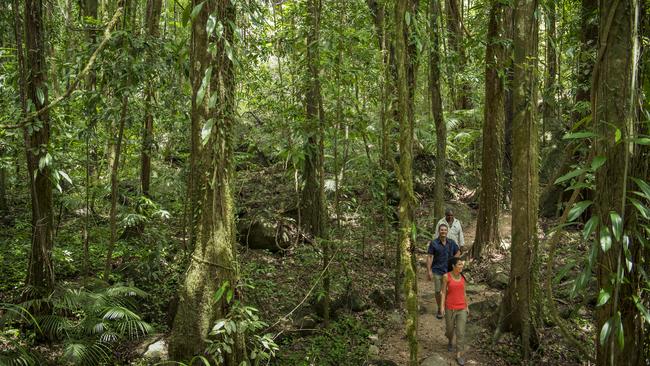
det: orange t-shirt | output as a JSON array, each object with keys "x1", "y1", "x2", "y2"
[{"x1": 445, "y1": 272, "x2": 467, "y2": 310}]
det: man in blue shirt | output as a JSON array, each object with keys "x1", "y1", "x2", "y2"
[{"x1": 427, "y1": 223, "x2": 460, "y2": 319}]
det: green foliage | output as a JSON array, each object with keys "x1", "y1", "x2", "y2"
[{"x1": 205, "y1": 283, "x2": 278, "y2": 365}]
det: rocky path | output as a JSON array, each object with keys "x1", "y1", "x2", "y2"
[{"x1": 376, "y1": 211, "x2": 510, "y2": 366}]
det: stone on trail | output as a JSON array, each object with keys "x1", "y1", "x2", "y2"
[
  {"x1": 420, "y1": 353, "x2": 449, "y2": 366},
  {"x1": 143, "y1": 339, "x2": 168, "y2": 361},
  {"x1": 368, "y1": 344, "x2": 380, "y2": 357}
]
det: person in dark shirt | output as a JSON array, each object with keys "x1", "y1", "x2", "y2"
[{"x1": 427, "y1": 223, "x2": 460, "y2": 319}]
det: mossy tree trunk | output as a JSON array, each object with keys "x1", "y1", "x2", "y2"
[
  {"x1": 593, "y1": 1, "x2": 645, "y2": 364},
  {"x1": 169, "y1": 0, "x2": 244, "y2": 362},
  {"x1": 472, "y1": 0, "x2": 505, "y2": 260},
  {"x1": 22, "y1": 0, "x2": 55, "y2": 295},
  {"x1": 429, "y1": 0, "x2": 445, "y2": 220},
  {"x1": 394, "y1": 0, "x2": 418, "y2": 364},
  {"x1": 302, "y1": 0, "x2": 330, "y2": 325},
  {"x1": 140, "y1": 0, "x2": 162, "y2": 197},
  {"x1": 496, "y1": 0, "x2": 540, "y2": 359},
  {"x1": 445, "y1": 0, "x2": 471, "y2": 110}
]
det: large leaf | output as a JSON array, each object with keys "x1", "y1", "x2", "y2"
[
  {"x1": 563, "y1": 131, "x2": 598, "y2": 140},
  {"x1": 631, "y1": 177, "x2": 650, "y2": 200},
  {"x1": 597, "y1": 288, "x2": 611, "y2": 307},
  {"x1": 610, "y1": 211, "x2": 623, "y2": 241},
  {"x1": 600, "y1": 227, "x2": 612, "y2": 253},
  {"x1": 600, "y1": 318, "x2": 612, "y2": 346},
  {"x1": 568, "y1": 201, "x2": 592, "y2": 222},
  {"x1": 583, "y1": 216, "x2": 599, "y2": 240},
  {"x1": 555, "y1": 167, "x2": 586, "y2": 184}
]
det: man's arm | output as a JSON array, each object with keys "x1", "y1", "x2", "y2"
[
  {"x1": 440, "y1": 275, "x2": 448, "y2": 315},
  {"x1": 427, "y1": 254, "x2": 433, "y2": 280},
  {"x1": 458, "y1": 221, "x2": 465, "y2": 248}
]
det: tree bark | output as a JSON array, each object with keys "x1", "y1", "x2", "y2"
[
  {"x1": 429, "y1": 0, "x2": 445, "y2": 220},
  {"x1": 497, "y1": 0, "x2": 540, "y2": 359},
  {"x1": 169, "y1": 1, "x2": 244, "y2": 362},
  {"x1": 395, "y1": 0, "x2": 418, "y2": 364},
  {"x1": 22, "y1": 0, "x2": 55, "y2": 294},
  {"x1": 445, "y1": 0, "x2": 471, "y2": 110},
  {"x1": 472, "y1": 0, "x2": 505, "y2": 259},
  {"x1": 140, "y1": 0, "x2": 162, "y2": 197},
  {"x1": 593, "y1": 1, "x2": 645, "y2": 365},
  {"x1": 104, "y1": 94, "x2": 128, "y2": 281},
  {"x1": 301, "y1": 0, "x2": 330, "y2": 324},
  {"x1": 541, "y1": 0, "x2": 557, "y2": 145}
]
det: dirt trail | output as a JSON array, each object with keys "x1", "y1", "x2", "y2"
[{"x1": 377, "y1": 212, "x2": 511, "y2": 365}]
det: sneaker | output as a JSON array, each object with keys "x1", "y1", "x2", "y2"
[
  {"x1": 457, "y1": 357, "x2": 465, "y2": 366},
  {"x1": 436, "y1": 312, "x2": 443, "y2": 319}
]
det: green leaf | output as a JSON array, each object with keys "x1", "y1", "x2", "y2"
[
  {"x1": 583, "y1": 216, "x2": 599, "y2": 240},
  {"x1": 38, "y1": 152, "x2": 52, "y2": 171},
  {"x1": 59, "y1": 170, "x2": 72, "y2": 185},
  {"x1": 610, "y1": 211, "x2": 622, "y2": 241},
  {"x1": 555, "y1": 168, "x2": 586, "y2": 184},
  {"x1": 633, "y1": 296, "x2": 650, "y2": 325},
  {"x1": 208, "y1": 93, "x2": 218, "y2": 109},
  {"x1": 36, "y1": 87, "x2": 45, "y2": 105},
  {"x1": 616, "y1": 312, "x2": 624, "y2": 348},
  {"x1": 201, "y1": 118, "x2": 214, "y2": 146},
  {"x1": 615, "y1": 128, "x2": 622, "y2": 142},
  {"x1": 226, "y1": 289, "x2": 233, "y2": 304},
  {"x1": 628, "y1": 197, "x2": 650, "y2": 219},
  {"x1": 600, "y1": 318, "x2": 612, "y2": 346},
  {"x1": 590, "y1": 156, "x2": 606, "y2": 172},
  {"x1": 206, "y1": 15, "x2": 216, "y2": 34},
  {"x1": 562, "y1": 131, "x2": 598, "y2": 140},
  {"x1": 190, "y1": 1, "x2": 205, "y2": 21},
  {"x1": 631, "y1": 178, "x2": 650, "y2": 200},
  {"x1": 405, "y1": 11, "x2": 411, "y2": 26},
  {"x1": 568, "y1": 201, "x2": 592, "y2": 222},
  {"x1": 196, "y1": 66, "x2": 212, "y2": 105},
  {"x1": 597, "y1": 288, "x2": 610, "y2": 307},
  {"x1": 214, "y1": 280, "x2": 229, "y2": 301},
  {"x1": 631, "y1": 137, "x2": 650, "y2": 145},
  {"x1": 600, "y1": 227, "x2": 612, "y2": 252}
]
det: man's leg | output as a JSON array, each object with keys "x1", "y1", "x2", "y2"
[{"x1": 433, "y1": 274, "x2": 442, "y2": 316}]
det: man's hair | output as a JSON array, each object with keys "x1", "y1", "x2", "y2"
[
  {"x1": 445, "y1": 208, "x2": 454, "y2": 215},
  {"x1": 449, "y1": 256, "x2": 462, "y2": 268},
  {"x1": 438, "y1": 223, "x2": 449, "y2": 231}
]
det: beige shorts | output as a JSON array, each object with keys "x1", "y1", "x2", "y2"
[{"x1": 433, "y1": 274, "x2": 443, "y2": 292}]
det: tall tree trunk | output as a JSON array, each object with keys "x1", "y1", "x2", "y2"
[
  {"x1": 141, "y1": 0, "x2": 162, "y2": 197},
  {"x1": 0, "y1": 165, "x2": 6, "y2": 216},
  {"x1": 541, "y1": 0, "x2": 557, "y2": 145},
  {"x1": 472, "y1": 0, "x2": 505, "y2": 259},
  {"x1": 170, "y1": 1, "x2": 244, "y2": 362},
  {"x1": 574, "y1": 0, "x2": 597, "y2": 122},
  {"x1": 22, "y1": 0, "x2": 55, "y2": 294},
  {"x1": 593, "y1": 1, "x2": 645, "y2": 365},
  {"x1": 496, "y1": 0, "x2": 540, "y2": 359},
  {"x1": 104, "y1": 95, "x2": 128, "y2": 281},
  {"x1": 302, "y1": 0, "x2": 330, "y2": 324},
  {"x1": 429, "y1": 0, "x2": 445, "y2": 220},
  {"x1": 502, "y1": 6, "x2": 514, "y2": 204},
  {"x1": 394, "y1": 0, "x2": 418, "y2": 364},
  {"x1": 82, "y1": 0, "x2": 98, "y2": 277},
  {"x1": 445, "y1": 0, "x2": 471, "y2": 109}
]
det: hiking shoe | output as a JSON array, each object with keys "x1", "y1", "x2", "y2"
[
  {"x1": 457, "y1": 357, "x2": 465, "y2": 366},
  {"x1": 447, "y1": 341, "x2": 454, "y2": 352},
  {"x1": 436, "y1": 312, "x2": 443, "y2": 319}
]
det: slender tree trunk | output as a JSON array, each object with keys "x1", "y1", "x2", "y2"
[
  {"x1": 502, "y1": 6, "x2": 514, "y2": 204},
  {"x1": 429, "y1": 0, "x2": 446, "y2": 220},
  {"x1": 104, "y1": 95, "x2": 128, "y2": 281},
  {"x1": 302, "y1": 0, "x2": 330, "y2": 325},
  {"x1": 497, "y1": 0, "x2": 540, "y2": 359},
  {"x1": 395, "y1": 0, "x2": 418, "y2": 364},
  {"x1": 141, "y1": 0, "x2": 162, "y2": 197},
  {"x1": 593, "y1": 1, "x2": 644, "y2": 365},
  {"x1": 541, "y1": 0, "x2": 557, "y2": 146},
  {"x1": 0, "y1": 165, "x2": 6, "y2": 215},
  {"x1": 445, "y1": 0, "x2": 471, "y2": 109},
  {"x1": 472, "y1": 0, "x2": 505, "y2": 259},
  {"x1": 574, "y1": 0, "x2": 598, "y2": 122},
  {"x1": 170, "y1": 1, "x2": 244, "y2": 362},
  {"x1": 22, "y1": 0, "x2": 55, "y2": 294}
]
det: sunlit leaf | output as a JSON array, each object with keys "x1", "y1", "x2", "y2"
[
  {"x1": 583, "y1": 216, "x2": 599, "y2": 240},
  {"x1": 568, "y1": 201, "x2": 592, "y2": 222},
  {"x1": 600, "y1": 318, "x2": 612, "y2": 346},
  {"x1": 562, "y1": 131, "x2": 598, "y2": 139},
  {"x1": 610, "y1": 211, "x2": 622, "y2": 241},
  {"x1": 590, "y1": 156, "x2": 606, "y2": 172},
  {"x1": 600, "y1": 227, "x2": 612, "y2": 252},
  {"x1": 597, "y1": 288, "x2": 610, "y2": 307}
]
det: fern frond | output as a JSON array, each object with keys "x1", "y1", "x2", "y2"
[{"x1": 62, "y1": 341, "x2": 111, "y2": 366}]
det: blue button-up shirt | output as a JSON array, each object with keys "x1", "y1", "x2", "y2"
[{"x1": 427, "y1": 238, "x2": 459, "y2": 275}]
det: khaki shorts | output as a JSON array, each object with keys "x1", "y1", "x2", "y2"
[{"x1": 433, "y1": 274, "x2": 443, "y2": 292}]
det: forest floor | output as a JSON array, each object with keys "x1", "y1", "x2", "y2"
[{"x1": 377, "y1": 203, "x2": 510, "y2": 366}]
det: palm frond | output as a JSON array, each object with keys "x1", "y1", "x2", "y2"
[
  {"x1": 38, "y1": 314, "x2": 71, "y2": 339},
  {"x1": 62, "y1": 341, "x2": 111, "y2": 366}
]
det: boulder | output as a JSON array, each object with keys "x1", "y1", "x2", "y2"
[
  {"x1": 420, "y1": 353, "x2": 448, "y2": 366},
  {"x1": 465, "y1": 283, "x2": 489, "y2": 295},
  {"x1": 469, "y1": 295, "x2": 500, "y2": 319},
  {"x1": 143, "y1": 339, "x2": 168, "y2": 361},
  {"x1": 237, "y1": 214, "x2": 294, "y2": 252},
  {"x1": 487, "y1": 269, "x2": 509, "y2": 290}
]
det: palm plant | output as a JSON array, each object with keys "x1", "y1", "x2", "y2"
[{"x1": 4, "y1": 284, "x2": 152, "y2": 365}]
